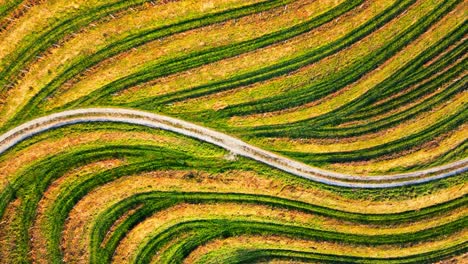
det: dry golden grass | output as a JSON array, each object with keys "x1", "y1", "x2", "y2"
[
  {"x1": 0, "y1": 198, "x2": 21, "y2": 261},
  {"x1": 0, "y1": 129, "x2": 189, "y2": 191},
  {"x1": 45, "y1": 0, "x2": 341, "y2": 109},
  {"x1": 30, "y1": 159, "x2": 124, "y2": 264},
  {"x1": 0, "y1": 0, "x2": 264, "y2": 125},
  {"x1": 0, "y1": 0, "x2": 102, "y2": 60},
  {"x1": 63, "y1": 173, "x2": 466, "y2": 262},
  {"x1": 337, "y1": 69, "x2": 466, "y2": 128},
  {"x1": 328, "y1": 124, "x2": 467, "y2": 174},
  {"x1": 168, "y1": 0, "x2": 402, "y2": 113},
  {"x1": 0, "y1": 1, "x2": 465, "y2": 263},
  {"x1": 53, "y1": 168, "x2": 467, "y2": 262},
  {"x1": 229, "y1": 3, "x2": 465, "y2": 126},
  {"x1": 185, "y1": 230, "x2": 468, "y2": 263},
  {"x1": 249, "y1": 92, "x2": 467, "y2": 154},
  {"x1": 142, "y1": 0, "x2": 398, "y2": 113}
]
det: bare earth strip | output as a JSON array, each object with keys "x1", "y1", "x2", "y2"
[{"x1": 0, "y1": 108, "x2": 466, "y2": 188}]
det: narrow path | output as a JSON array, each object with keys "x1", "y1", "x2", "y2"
[{"x1": 0, "y1": 108, "x2": 466, "y2": 188}]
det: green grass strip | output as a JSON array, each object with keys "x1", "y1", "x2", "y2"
[
  {"x1": 221, "y1": 0, "x2": 461, "y2": 118},
  {"x1": 133, "y1": 217, "x2": 467, "y2": 263},
  {"x1": 196, "y1": 242, "x2": 468, "y2": 264},
  {"x1": 88, "y1": 191, "x2": 467, "y2": 262},
  {"x1": 280, "y1": 107, "x2": 466, "y2": 163},
  {"x1": 7, "y1": 0, "x2": 299, "y2": 126},
  {"x1": 0, "y1": 0, "x2": 153, "y2": 92},
  {"x1": 130, "y1": 0, "x2": 415, "y2": 111}
]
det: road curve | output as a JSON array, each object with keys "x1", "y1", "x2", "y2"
[{"x1": 0, "y1": 108, "x2": 466, "y2": 188}]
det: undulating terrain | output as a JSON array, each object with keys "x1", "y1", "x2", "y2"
[{"x1": 0, "y1": 0, "x2": 466, "y2": 263}]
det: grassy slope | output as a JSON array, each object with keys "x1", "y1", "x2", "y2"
[{"x1": 0, "y1": 0, "x2": 466, "y2": 263}]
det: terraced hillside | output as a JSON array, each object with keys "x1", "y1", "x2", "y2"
[{"x1": 0, "y1": 0, "x2": 466, "y2": 263}]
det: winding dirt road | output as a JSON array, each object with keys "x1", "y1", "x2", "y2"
[{"x1": 0, "y1": 108, "x2": 466, "y2": 188}]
